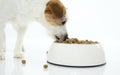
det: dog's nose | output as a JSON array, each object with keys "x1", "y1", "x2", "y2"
[
  {"x1": 63, "y1": 34, "x2": 68, "y2": 40},
  {"x1": 55, "y1": 34, "x2": 68, "y2": 41}
]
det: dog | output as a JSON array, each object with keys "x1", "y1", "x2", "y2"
[{"x1": 0, "y1": 0, "x2": 68, "y2": 60}]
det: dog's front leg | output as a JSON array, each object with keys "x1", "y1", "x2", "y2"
[
  {"x1": 0, "y1": 24, "x2": 6, "y2": 60},
  {"x1": 13, "y1": 26, "x2": 26, "y2": 58}
]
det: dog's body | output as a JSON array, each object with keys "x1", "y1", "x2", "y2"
[{"x1": 0, "y1": 0, "x2": 68, "y2": 60}]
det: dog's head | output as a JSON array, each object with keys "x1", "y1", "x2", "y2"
[{"x1": 44, "y1": 0, "x2": 68, "y2": 40}]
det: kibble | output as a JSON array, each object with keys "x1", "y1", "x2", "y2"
[
  {"x1": 21, "y1": 60, "x2": 26, "y2": 64},
  {"x1": 43, "y1": 64, "x2": 48, "y2": 69},
  {"x1": 55, "y1": 38, "x2": 98, "y2": 44}
]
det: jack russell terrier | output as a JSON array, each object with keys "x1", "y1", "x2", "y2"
[{"x1": 0, "y1": 0, "x2": 68, "y2": 60}]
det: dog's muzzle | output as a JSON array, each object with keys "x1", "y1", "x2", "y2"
[{"x1": 55, "y1": 34, "x2": 68, "y2": 41}]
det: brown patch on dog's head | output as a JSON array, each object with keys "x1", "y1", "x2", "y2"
[
  {"x1": 46, "y1": 0, "x2": 66, "y2": 18},
  {"x1": 44, "y1": 0, "x2": 67, "y2": 26}
]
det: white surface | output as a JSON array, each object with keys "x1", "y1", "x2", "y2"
[
  {"x1": 0, "y1": 35, "x2": 120, "y2": 75},
  {"x1": 0, "y1": 23, "x2": 119, "y2": 75},
  {"x1": 0, "y1": 0, "x2": 120, "y2": 75},
  {"x1": 48, "y1": 43, "x2": 106, "y2": 66}
]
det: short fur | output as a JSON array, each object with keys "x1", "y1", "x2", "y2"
[
  {"x1": 0, "y1": 0, "x2": 67, "y2": 60},
  {"x1": 45, "y1": 0, "x2": 66, "y2": 26}
]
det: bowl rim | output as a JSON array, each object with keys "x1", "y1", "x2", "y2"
[{"x1": 53, "y1": 42, "x2": 100, "y2": 45}]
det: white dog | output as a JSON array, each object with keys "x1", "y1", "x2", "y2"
[{"x1": 0, "y1": 0, "x2": 68, "y2": 60}]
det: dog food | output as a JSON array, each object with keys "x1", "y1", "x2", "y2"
[
  {"x1": 43, "y1": 64, "x2": 48, "y2": 69},
  {"x1": 55, "y1": 38, "x2": 98, "y2": 44},
  {"x1": 21, "y1": 60, "x2": 26, "y2": 64}
]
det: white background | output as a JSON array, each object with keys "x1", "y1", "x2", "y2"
[{"x1": 0, "y1": 0, "x2": 120, "y2": 75}]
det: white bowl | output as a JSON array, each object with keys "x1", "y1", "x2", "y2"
[{"x1": 47, "y1": 42, "x2": 106, "y2": 67}]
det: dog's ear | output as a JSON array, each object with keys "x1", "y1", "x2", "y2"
[{"x1": 45, "y1": 0, "x2": 66, "y2": 18}]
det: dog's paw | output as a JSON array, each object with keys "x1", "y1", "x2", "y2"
[
  {"x1": 14, "y1": 52, "x2": 24, "y2": 59},
  {"x1": 0, "y1": 52, "x2": 5, "y2": 60}
]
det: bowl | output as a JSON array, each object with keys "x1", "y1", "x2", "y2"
[{"x1": 47, "y1": 42, "x2": 106, "y2": 67}]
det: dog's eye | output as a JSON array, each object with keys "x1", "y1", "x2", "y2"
[{"x1": 62, "y1": 21, "x2": 66, "y2": 25}]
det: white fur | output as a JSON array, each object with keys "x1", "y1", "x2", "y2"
[{"x1": 0, "y1": 0, "x2": 67, "y2": 59}]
